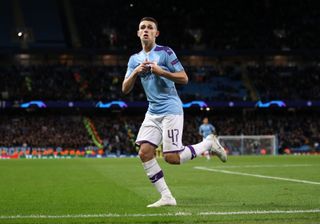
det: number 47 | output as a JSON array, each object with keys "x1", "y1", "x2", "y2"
[{"x1": 168, "y1": 129, "x2": 179, "y2": 146}]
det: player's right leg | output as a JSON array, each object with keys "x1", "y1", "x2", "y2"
[
  {"x1": 138, "y1": 143, "x2": 176, "y2": 207},
  {"x1": 136, "y1": 114, "x2": 176, "y2": 208}
]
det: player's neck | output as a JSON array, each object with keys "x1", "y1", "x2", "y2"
[{"x1": 142, "y1": 42, "x2": 156, "y2": 53}]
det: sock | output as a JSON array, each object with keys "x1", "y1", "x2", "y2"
[
  {"x1": 142, "y1": 158, "x2": 172, "y2": 197},
  {"x1": 204, "y1": 150, "x2": 211, "y2": 160},
  {"x1": 179, "y1": 139, "x2": 212, "y2": 163}
]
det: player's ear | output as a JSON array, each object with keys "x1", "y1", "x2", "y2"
[
  {"x1": 155, "y1": 31, "x2": 160, "y2": 37},
  {"x1": 137, "y1": 30, "x2": 140, "y2": 37}
]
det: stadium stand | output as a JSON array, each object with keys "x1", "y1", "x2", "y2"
[
  {"x1": 71, "y1": 0, "x2": 320, "y2": 51},
  {"x1": 1, "y1": 112, "x2": 319, "y2": 157},
  {"x1": 0, "y1": 0, "x2": 319, "y2": 158},
  {"x1": 1, "y1": 63, "x2": 319, "y2": 101}
]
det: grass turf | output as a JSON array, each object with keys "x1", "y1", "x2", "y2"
[{"x1": 0, "y1": 155, "x2": 319, "y2": 223}]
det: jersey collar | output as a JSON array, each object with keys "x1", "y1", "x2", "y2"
[{"x1": 142, "y1": 44, "x2": 157, "y2": 55}]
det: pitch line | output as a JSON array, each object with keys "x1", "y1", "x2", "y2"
[
  {"x1": 210, "y1": 164, "x2": 314, "y2": 169},
  {"x1": 194, "y1": 166, "x2": 320, "y2": 185},
  {"x1": 0, "y1": 209, "x2": 319, "y2": 219}
]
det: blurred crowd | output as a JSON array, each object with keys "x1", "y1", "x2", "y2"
[
  {"x1": 247, "y1": 64, "x2": 320, "y2": 100},
  {"x1": 1, "y1": 63, "x2": 319, "y2": 102},
  {"x1": 1, "y1": 112, "x2": 319, "y2": 157},
  {"x1": 1, "y1": 1, "x2": 320, "y2": 158},
  {"x1": 0, "y1": 115, "x2": 90, "y2": 149},
  {"x1": 0, "y1": 65, "x2": 129, "y2": 101},
  {"x1": 71, "y1": 0, "x2": 320, "y2": 51}
]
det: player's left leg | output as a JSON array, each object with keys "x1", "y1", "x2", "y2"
[
  {"x1": 203, "y1": 150, "x2": 211, "y2": 160},
  {"x1": 162, "y1": 115, "x2": 227, "y2": 164}
]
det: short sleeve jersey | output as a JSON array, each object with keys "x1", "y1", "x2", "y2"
[{"x1": 125, "y1": 45, "x2": 184, "y2": 115}]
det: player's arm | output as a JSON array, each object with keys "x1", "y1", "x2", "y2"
[
  {"x1": 122, "y1": 71, "x2": 138, "y2": 94},
  {"x1": 122, "y1": 59, "x2": 149, "y2": 94},
  {"x1": 150, "y1": 65, "x2": 188, "y2": 85},
  {"x1": 149, "y1": 47, "x2": 188, "y2": 84}
]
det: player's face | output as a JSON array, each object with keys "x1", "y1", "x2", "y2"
[
  {"x1": 137, "y1": 21, "x2": 159, "y2": 43},
  {"x1": 203, "y1": 118, "x2": 208, "y2": 124}
]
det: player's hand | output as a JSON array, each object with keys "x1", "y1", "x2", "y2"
[
  {"x1": 134, "y1": 59, "x2": 152, "y2": 75},
  {"x1": 148, "y1": 61, "x2": 164, "y2": 76}
]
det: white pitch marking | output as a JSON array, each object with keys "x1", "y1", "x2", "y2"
[
  {"x1": 210, "y1": 164, "x2": 314, "y2": 169},
  {"x1": 194, "y1": 166, "x2": 320, "y2": 185},
  {"x1": 199, "y1": 209, "x2": 320, "y2": 216},
  {"x1": 0, "y1": 209, "x2": 319, "y2": 219}
]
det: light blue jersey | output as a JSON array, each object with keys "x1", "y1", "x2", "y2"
[
  {"x1": 125, "y1": 44, "x2": 184, "y2": 115},
  {"x1": 199, "y1": 124, "x2": 215, "y2": 138}
]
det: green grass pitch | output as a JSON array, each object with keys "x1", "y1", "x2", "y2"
[{"x1": 0, "y1": 156, "x2": 319, "y2": 224}]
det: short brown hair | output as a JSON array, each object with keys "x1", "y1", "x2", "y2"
[{"x1": 140, "y1": 17, "x2": 158, "y2": 29}]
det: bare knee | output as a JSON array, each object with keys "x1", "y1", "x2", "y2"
[
  {"x1": 164, "y1": 153, "x2": 180, "y2": 165},
  {"x1": 139, "y1": 143, "x2": 156, "y2": 162}
]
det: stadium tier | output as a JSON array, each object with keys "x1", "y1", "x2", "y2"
[
  {"x1": 0, "y1": 0, "x2": 319, "y2": 159},
  {"x1": 0, "y1": 1, "x2": 319, "y2": 223},
  {"x1": 71, "y1": 0, "x2": 320, "y2": 51},
  {"x1": 1, "y1": 112, "x2": 319, "y2": 158},
  {"x1": 1, "y1": 63, "x2": 319, "y2": 102}
]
